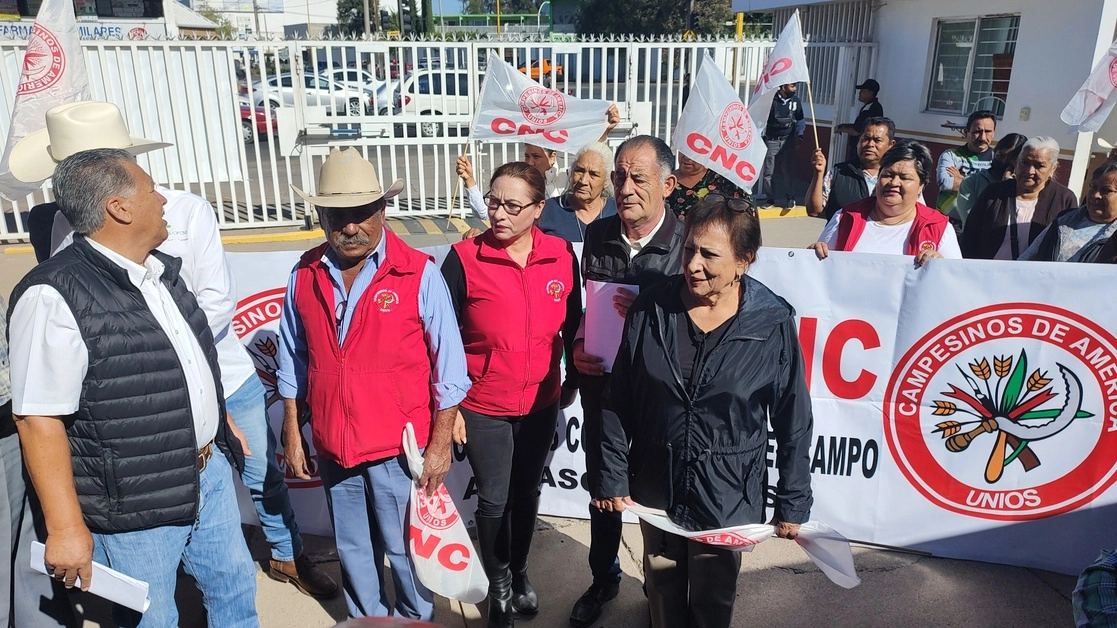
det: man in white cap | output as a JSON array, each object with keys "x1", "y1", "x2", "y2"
[
  {"x1": 8, "y1": 147, "x2": 257, "y2": 627},
  {"x1": 277, "y1": 147, "x2": 470, "y2": 620},
  {"x1": 14, "y1": 101, "x2": 338, "y2": 600}
]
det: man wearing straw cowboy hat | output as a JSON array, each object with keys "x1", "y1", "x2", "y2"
[
  {"x1": 7, "y1": 146, "x2": 257, "y2": 627},
  {"x1": 276, "y1": 147, "x2": 470, "y2": 620},
  {"x1": 15, "y1": 101, "x2": 339, "y2": 601}
]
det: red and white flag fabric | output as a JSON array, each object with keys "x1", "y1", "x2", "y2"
[
  {"x1": 1061, "y1": 39, "x2": 1117, "y2": 132},
  {"x1": 0, "y1": 0, "x2": 89, "y2": 200},
  {"x1": 470, "y1": 51, "x2": 610, "y2": 153},
  {"x1": 747, "y1": 9, "x2": 811, "y2": 123},
  {"x1": 672, "y1": 51, "x2": 766, "y2": 194}
]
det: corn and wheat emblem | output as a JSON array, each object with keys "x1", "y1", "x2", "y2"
[{"x1": 930, "y1": 351, "x2": 1091, "y2": 484}]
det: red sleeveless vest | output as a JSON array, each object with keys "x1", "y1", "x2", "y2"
[
  {"x1": 293, "y1": 230, "x2": 434, "y2": 468},
  {"x1": 836, "y1": 197, "x2": 950, "y2": 255}
]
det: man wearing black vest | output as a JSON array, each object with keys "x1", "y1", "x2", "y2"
[
  {"x1": 806, "y1": 116, "x2": 896, "y2": 221},
  {"x1": 8, "y1": 149, "x2": 257, "y2": 628},
  {"x1": 568, "y1": 135, "x2": 684, "y2": 627}
]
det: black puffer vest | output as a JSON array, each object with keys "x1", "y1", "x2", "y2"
[
  {"x1": 823, "y1": 160, "x2": 871, "y2": 221},
  {"x1": 8, "y1": 235, "x2": 244, "y2": 533},
  {"x1": 582, "y1": 213, "x2": 684, "y2": 289}
]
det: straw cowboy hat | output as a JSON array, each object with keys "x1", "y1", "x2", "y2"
[
  {"x1": 9, "y1": 101, "x2": 172, "y2": 183},
  {"x1": 292, "y1": 147, "x2": 404, "y2": 208}
]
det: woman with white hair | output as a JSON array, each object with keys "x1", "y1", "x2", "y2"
[
  {"x1": 536, "y1": 142, "x2": 617, "y2": 243},
  {"x1": 1019, "y1": 163, "x2": 1117, "y2": 263},
  {"x1": 960, "y1": 136, "x2": 1079, "y2": 260}
]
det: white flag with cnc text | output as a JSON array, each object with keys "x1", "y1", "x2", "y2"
[
  {"x1": 1060, "y1": 40, "x2": 1117, "y2": 132},
  {"x1": 470, "y1": 51, "x2": 610, "y2": 153},
  {"x1": 672, "y1": 52, "x2": 766, "y2": 194},
  {"x1": 0, "y1": 0, "x2": 89, "y2": 200},
  {"x1": 747, "y1": 9, "x2": 811, "y2": 123}
]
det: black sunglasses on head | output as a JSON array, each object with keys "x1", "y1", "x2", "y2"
[{"x1": 704, "y1": 193, "x2": 756, "y2": 216}]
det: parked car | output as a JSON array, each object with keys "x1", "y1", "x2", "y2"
[
  {"x1": 249, "y1": 73, "x2": 374, "y2": 116},
  {"x1": 519, "y1": 59, "x2": 563, "y2": 86},
  {"x1": 393, "y1": 70, "x2": 477, "y2": 137},
  {"x1": 323, "y1": 67, "x2": 379, "y2": 91},
  {"x1": 375, "y1": 80, "x2": 401, "y2": 115},
  {"x1": 240, "y1": 101, "x2": 277, "y2": 144}
]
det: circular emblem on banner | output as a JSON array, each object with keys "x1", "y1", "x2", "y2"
[
  {"x1": 18, "y1": 24, "x2": 65, "y2": 96},
  {"x1": 718, "y1": 102, "x2": 753, "y2": 150},
  {"x1": 546, "y1": 279, "x2": 565, "y2": 302},
  {"x1": 518, "y1": 86, "x2": 567, "y2": 125},
  {"x1": 373, "y1": 289, "x2": 400, "y2": 312},
  {"x1": 233, "y1": 288, "x2": 323, "y2": 489},
  {"x1": 127, "y1": 27, "x2": 148, "y2": 40},
  {"x1": 884, "y1": 303, "x2": 1117, "y2": 521},
  {"x1": 415, "y1": 486, "x2": 460, "y2": 530}
]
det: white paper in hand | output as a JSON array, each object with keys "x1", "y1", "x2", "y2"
[
  {"x1": 30, "y1": 541, "x2": 151, "y2": 612},
  {"x1": 584, "y1": 280, "x2": 638, "y2": 373}
]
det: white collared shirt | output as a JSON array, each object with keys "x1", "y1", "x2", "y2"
[
  {"x1": 10, "y1": 237, "x2": 221, "y2": 447},
  {"x1": 51, "y1": 187, "x2": 258, "y2": 397},
  {"x1": 621, "y1": 208, "x2": 667, "y2": 260}
]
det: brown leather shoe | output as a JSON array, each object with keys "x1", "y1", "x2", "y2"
[{"x1": 268, "y1": 555, "x2": 339, "y2": 599}]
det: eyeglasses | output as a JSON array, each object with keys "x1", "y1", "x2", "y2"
[
  {"x1": 484, "y1": 194, "x2": 538, "y2": 216},
  {"x1": 705, "y1": 194, "x2": 757, "y2": 217},
  {"x1": 334, "y1": 299, "x2": 348, "y2": 330}
]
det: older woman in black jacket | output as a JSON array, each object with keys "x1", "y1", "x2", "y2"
[{"x1": 594, "y1": 195, "x2": 813, "y2": 628}]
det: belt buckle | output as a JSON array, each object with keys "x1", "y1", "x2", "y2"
[{"x1": 197, "y1": 442, "x2": 213, "y2": 472}]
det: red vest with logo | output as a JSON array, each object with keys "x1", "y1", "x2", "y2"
[
  {"x1": 452, "y1": 228, "x2": 575, "y2": 416},
  {"x1": 835, "y1": 197, "x2": 950, "y2": 255},
  {"x1": 293, "y1": 231, "x2": 434, "y2": 468}
]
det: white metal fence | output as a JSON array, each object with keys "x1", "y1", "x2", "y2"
[{"x1": 0, "y1": 36, "x2": 875, "y2": 242}]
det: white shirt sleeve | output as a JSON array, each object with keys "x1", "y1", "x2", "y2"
[
  {"x1": 937, "y1": 225, "x2": 963, "y2": 259},
  {"x1": 177, "y1": 197, "x2": 238, "y2": 339},
  {"x1": 818, "y1": 211, "x2": 842, "y2": 248},
  {"x1": 466, "y1": 185, "x2": 487, "y2": 221},
  {"x1": 9, "y1": 285, "x2": 88, "y2": 416}
]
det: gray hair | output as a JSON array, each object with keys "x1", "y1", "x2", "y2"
[
  {"x1": 572, "y1": 141, "x2": 615, "y2": 198},
  {"x1": 1020, "y1": 136, "x2": 1061, "y2": 168},
  {"x1": 616, "y1": 135, "x2": 674, "y2": 184},
  {"x1": 53, "y1": 148, "x2": 137, "y2": 235}
]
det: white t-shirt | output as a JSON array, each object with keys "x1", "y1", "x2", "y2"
[
  {"x1": 993, "y1": 198, "x2": 1038, "y2": 261},
  {"x1": 819, "y1": 210, "x2": 963, "y2": 258},
  {"x1": 51, "y1": 187, "x2": 258, "y2": 396}
]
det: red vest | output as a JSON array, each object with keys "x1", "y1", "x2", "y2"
[
  {"x1": 452, "y1": 228, "x2": 575, "y2": 416},
  {"x1": 835, "y1": 197, "x2": 950, "y2": 255},
  {"x1": 293, "y1": 231, "x2": 434, "y2": 468}
]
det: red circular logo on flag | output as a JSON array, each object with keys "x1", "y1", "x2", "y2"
[
  {"x1": 415, "y1": 485, "x2": 460, "y2": 530},
  {"x1": 518, "y1": 87, "x2": 567, "y2": 125},
  {"x1": 18, "y1": 24, "x2": 66, "y2": 96},
  {"x1": 1109, "y1": 56, "x2": 1117, "y2": 89},
  {"x1": 718, "y1": 102, "x2": 753, "y2": 150}
]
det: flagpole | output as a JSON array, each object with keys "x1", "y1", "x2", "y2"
[
  {"x1": 805, "y1": 81, "x2": 821, "y2": 150},
  {"x1": 446, "y1": 141, "x2": 473, "y2": 230}
]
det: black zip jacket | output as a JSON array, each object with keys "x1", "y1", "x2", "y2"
[{"x1": 597, "y1": 275, "x2": 813, "y2": 530}]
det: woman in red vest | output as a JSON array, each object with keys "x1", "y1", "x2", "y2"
[
  {"x1": 441, "y1": 162, "x2": 582, "y2": 628},
  {"x1": 809, "y1": 141, "x2": 962, "y2": 264}
]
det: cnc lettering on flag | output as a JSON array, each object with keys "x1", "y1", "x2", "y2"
[
  {"x1": 470, "y1": 51, "x2": 609, "y2": 152},
  {"x1": 673, "y1": 51, "x2": 766, "y2": 193},
  {"x1": 1061, "y1": 39, "x2": 1117, "y2": 132},
  {"x1": 885, "y1": 303, "x2": 1117, "y2": 521},
  {"x1": 747, "y1": 9, "x2": 811, "y2": 124}
]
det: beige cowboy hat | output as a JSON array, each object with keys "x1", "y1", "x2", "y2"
[
  {"x1": 292, "y1": 147, "x2": 405, "y2": 208},
  {"x1": 9, "y1": 101, "x2": 172, "y2": 183}
]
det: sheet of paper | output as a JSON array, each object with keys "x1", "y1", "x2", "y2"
[
  {"x1": 584, "y1": 280, "x2": 638, "y2": 373},
  {"x1": 31, "y1": 541, "x2": 151, "y2": 612}
]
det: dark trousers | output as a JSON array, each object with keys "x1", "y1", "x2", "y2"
[
  {"x1": 759, "y1": 136, "x2": 797, "y2": 201},
  {"x1": 461, "y1": 403, "x2": 559, "y2": 572},
  {"x1": 580, "y1": 374, "x2": 623, "y2": 585},
  {"x1": 640, "y1": 521, "x2": 742, "y2": 628}
]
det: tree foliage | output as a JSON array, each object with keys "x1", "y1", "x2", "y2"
[
  {"x1": 463, "y1": 0, "x2": 541, "y2": 15},
  {"x1": 336, "y1": 0, "x2": 368, "y2": 36},
  {"x1": 195, "y1": 2, "x2": 238, "y2": 39},
  {"x1": 576, "y1": 0, "x2": 732, "y2": 36}
]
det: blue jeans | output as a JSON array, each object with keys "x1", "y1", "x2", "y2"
[
  {"x1": 319, "y1": 454, "x2": 433, "y2": 620},
  {"x1": 92, "y1": 451, "x2": 258, "y2": 628},
  {"x1": 225, "y1": 374, "x2": 302, "y2": 562}
]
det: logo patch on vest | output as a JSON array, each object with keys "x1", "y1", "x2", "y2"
[
  {"x1": 374, "y1": 289, "x2": 400, "y2": 312},
  {"x1": 546, "y1": 280, "x2": 565, "y2": 302},
  {"x1": 919, "y1": 240, "x2": 938, "y2": 253}
]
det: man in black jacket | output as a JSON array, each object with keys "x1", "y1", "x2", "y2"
[
  {"x1": 757, "y1": 83, "x2": 806, "y2": 209},
  {"x1": 8, "y1": 149, "x2": 257, "y2": 628},
  {"x1": 805, "y1": 116, "x2": 896, "y2": 220},
  {"x1": 568, "y1": 135, "x2": 684, "y2": 627}
]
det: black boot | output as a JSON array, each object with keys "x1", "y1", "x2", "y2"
[
  {"x1": 475, "y1": 514, "x2": 514, "y2": 628},
  {"x1": 509, "y1": 497, "x2": 540, "y2": 615}
]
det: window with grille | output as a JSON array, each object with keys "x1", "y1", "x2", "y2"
[{"x1": 927, "y1": 15, "x2": 1019, "y2": 117}]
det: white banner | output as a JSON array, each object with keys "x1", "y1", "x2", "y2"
[
  {"x1": 469, "y1": 51, "x2": 610, "y2": 153},
  {"x1": 747, "y1": 9, "x2": 810, "y2": 126},
  {"x1": 0, "y1": 0, "x2": 88, "y2": 200},
  {"x1": 229, "y1": 246, "x2": 1117, "y2": 576},
  {"x1": 673, "y1": 51, "x2": 766, "y2": 194},
  {"x1": 1061, "y1": 39, "x2": 1117, "y2": 132}
]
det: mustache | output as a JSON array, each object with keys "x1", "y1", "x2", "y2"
[{"x1": 334, "y1": 232, "x2": 370, "y2": 247}]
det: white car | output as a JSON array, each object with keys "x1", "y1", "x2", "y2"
[
  {"x1": 250, "y1": 73, "x2": 373, "y2": 116},
  {"x1": 394, "y1": 70, "x2": 477, "y2": 137},
  {"x1": 323, "y1": 67, "x2": 379, "y2": 91}
]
